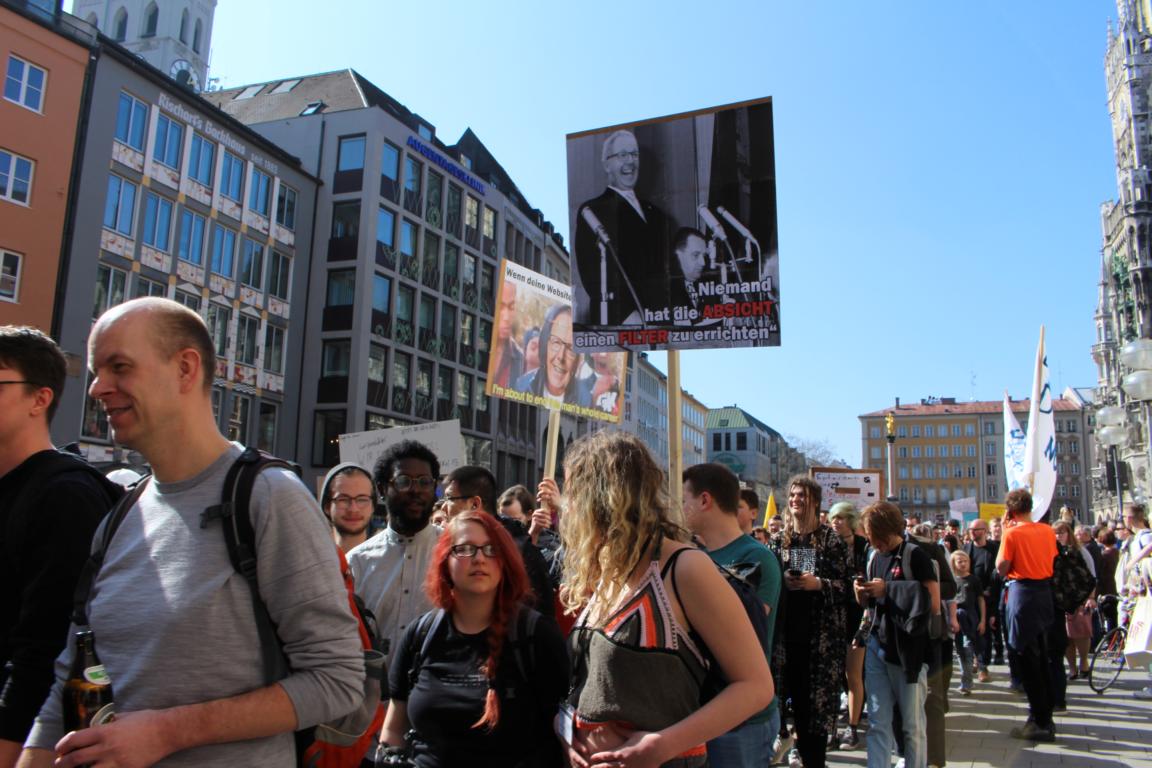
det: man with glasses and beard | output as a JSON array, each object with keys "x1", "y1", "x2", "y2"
[{"x1": 348, "y1": 440, "x2": 442, "y2": 665}]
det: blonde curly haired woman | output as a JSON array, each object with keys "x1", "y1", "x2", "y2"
[{"x1": 559, "y1": 431, "x2": 772, "y2": 768}]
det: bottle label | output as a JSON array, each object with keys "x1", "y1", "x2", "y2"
[
  {"x1": 83, "y1": 665, "x2": 110, "y2": 686},
  {"x1": 91, "y1": 703, "x2": 116, "y2": 726}
]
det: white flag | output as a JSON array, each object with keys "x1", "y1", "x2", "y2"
[
  {"x1": 1023, "y1": 326, "x2": 1058, "y2": 521},
  {"x1": 1003, "y1": 391, "x2": 1027, "y2": 492}
]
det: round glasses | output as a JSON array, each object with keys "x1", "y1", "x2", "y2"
[
  {"x1": 450, "y1": 543, "x2": 498, "y2": 559},
  {"x1": 390, "y1": 474, "x2": 436, "y2": 491},
  {"x1": 331, "y1": 494, "x2": 373, "y2": 510}
]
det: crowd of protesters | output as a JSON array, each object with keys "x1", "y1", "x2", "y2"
[{"x1": 4, "y1": 305, "x2": 1152, "y2": 768}]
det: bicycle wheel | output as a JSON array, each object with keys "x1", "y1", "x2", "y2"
[{"x1": 1088, "y1": 627, "x2": 1127, "y2": 694}]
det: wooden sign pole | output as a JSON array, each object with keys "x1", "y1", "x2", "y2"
[
  {"x1": 543, "y1": 407, "x2": 562, "y2": 479},
  {"x1": 667, "y1": 350, "x2": 684, "y2": 520}
]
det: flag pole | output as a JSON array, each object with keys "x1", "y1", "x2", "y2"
[
  {"x1": 543, "y1": 407, "x2": 562, "y2": 480},
  {"x1": 667, "y1": 350, "x2": 684, "y2": 519}
]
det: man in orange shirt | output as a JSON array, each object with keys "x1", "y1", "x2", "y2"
[{"x1": 996, "y1": 489, "x2": 1058, "y2": 742}]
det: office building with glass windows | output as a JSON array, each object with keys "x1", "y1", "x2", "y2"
[
  {"x1": 204, "y1": 70, "x2": 569, "y2": 488},
  {"x1": 49, "y1": 34, "x2": 318, "y2": 466}
]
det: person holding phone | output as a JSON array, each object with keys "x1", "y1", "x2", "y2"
[{"x1": 768, "y1": 477, "x2": 851, "y2": 768}]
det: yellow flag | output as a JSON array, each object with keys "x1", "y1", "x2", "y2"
[{"x1": 765, "y1": 492, "x2": 778, "y2": 523}]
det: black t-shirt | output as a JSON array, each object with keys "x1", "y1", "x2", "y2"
[
  {"x1": 955, "y1": 574, "x2": 981, "y2": 616},
  {"x1": 869, "y1": 543, "x2": 937, "y2": 665},
  {"x1": 964, "y1": 540, "x2": 999, "y2": 595},
  {"x1": 388, "y1": 609, "x2": 568, "y2": 768},
  {"x1": 781, "y1": 530, "x2": 819, "y2": 643}
]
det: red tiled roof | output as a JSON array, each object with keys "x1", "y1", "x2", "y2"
[{"x1": 859, "y1": 398, "x2": 1081, "y2": 419}]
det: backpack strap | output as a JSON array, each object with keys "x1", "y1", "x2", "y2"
[
  {"x1": 505, "y1": 606, "x2": 539, "y2": 682},
  {"x1": 407, "y1": 608, "x2": 447, "y2": 690},
  {"x1": 72, "y1": 477, "x2": 151, "y2": 627},
  {"x1": 200, "y1": 446, "x2": 301, "y2": 684}
]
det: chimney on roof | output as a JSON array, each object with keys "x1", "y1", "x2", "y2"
[{"x1": 896, "y1": 397, "x2": 900, "y2": 407}]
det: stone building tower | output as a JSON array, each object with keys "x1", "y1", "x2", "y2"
[{"x1": 71, "y1": 0, "x2": 215, "y2": 91}]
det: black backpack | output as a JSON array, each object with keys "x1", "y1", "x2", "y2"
[
  {"x1": 406, "y1": 605, "x2": 540, "y2": 691},
  {"x1": 667, "y1": 546, "x2": 772, "y2": 703},
  {"x1": 1052, "y1": 545, "x2": 1095, "y2": 614},
  {"x1": 73, "y1": 447, "x2": 385, "y2": 767}
]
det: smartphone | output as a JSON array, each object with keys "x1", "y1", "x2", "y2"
[{"x1": 786, "y1": 568, "x2": 802, "y2": 578}]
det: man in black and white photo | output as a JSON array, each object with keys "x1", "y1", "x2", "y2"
[{"x1": 573, "y1": 129, "x2": 668, "y2": 326}]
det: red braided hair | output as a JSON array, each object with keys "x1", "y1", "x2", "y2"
[{"x1": 424, "y1": 510, "x2": 530, "y2": 730}]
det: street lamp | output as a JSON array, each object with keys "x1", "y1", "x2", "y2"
[
  {"x1": 885, "y1": 412, "x2": 896, "y2": 502},
  {"x1": 1097, "y1": 404, "x2": 1127, "y2": 522}
]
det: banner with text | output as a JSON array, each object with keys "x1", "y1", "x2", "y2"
[
  {"x1": 485, "y1": 259, "x2": 624, "y2": 422},
  {"x1": 566, "y1": 97, "x2": 780, "y2": 351},
  {"x1": 339, "y1": 419, "x2": 466, "y2": 477},
  {"x1": 810, "y1": 466, "x2": 884, "y2": 513}
]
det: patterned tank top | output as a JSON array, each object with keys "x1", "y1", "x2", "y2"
[{"x1": 567, "y1": 542, "x2": 707, "y2": 762}]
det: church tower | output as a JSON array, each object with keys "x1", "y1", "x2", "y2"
[{"x1": 71, "y1": 0, "x2": 216, "y2": 92}]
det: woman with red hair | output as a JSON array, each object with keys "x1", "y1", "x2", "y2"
[{"x1": 382, "y1": 510, "x2": 567, "y2": 766}]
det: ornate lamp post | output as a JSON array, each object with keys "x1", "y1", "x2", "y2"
[{"x1": 885, "y1": 412, "x2": 897, "y2": 502}]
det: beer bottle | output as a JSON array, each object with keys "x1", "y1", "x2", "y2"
[{"x1": 63, "y1": 629, "x2": 115, "y2": 731}]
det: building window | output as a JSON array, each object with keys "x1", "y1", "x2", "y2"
[
  {"x1": 911, "y1": 446, "x2": 921, "y2": 458},
  {"x1": 966, "y1": 445, "x2": 976, "y2": 457},
  {"x1": 178, "y1": 210, "x2": 206, "y2": 264},
  {"x1": 141, "y1": 192, "x2": 173, "y2": 251},
  {"x1": 142, "y1": 2, "x2": 159, "y2": 36},
  {"x1": 188, "y1": 133, "x2": 215, "y2": 186},
  {"x1": 332, "y1": 201, "x2": 360, "y2": 239},
  {"x1": 869, "y1": 446, "x2": 881, "y2": 460},
  {"x1": 967, "y1": 465, "x2": 977, "y2": 478},
  {"x1": 924, "y1": 425, "x2": 934, "y2": 438},
  {"x1": 264, "y1": 324, "x2": 285, "y2": 374},
  {"x1": 912, "y1": 465, "x2": 922, "y2": 479},
  {"x1": 206, "y1": 303, "x2": 230, "y2": 356},
  {"x1": 115, "y1": 92, "x2": 148, "y2": 151},
  {"x1": 102, "y1": 175, "x2": 136, "y2": 234},
  {"x1": 367, "y1": 345, "x2": 386, "y2": 384},
  {"x1": 897, "y1": 426, "x2": 907, "y2": 438},
  {"x1": 964, "y1": 423, "x2": 975, "y2": 436},
  {"x1": 322, "y1": 340, "x2": 351, "y2": 377},
  {"x1": 952, "y1": 424, "x2": 962, "y2": 437},
  {"x1": 337, "y1": 135, "x2": 365, "y2": 172},
  {"x1": 326, "y1": 269, "x2": 355, "y2": 306},
  {"x1": 276, "y1": 184, "x2": 297, "y2": 230},
  {"x1": 1067, "y1": 420, "x2": 1078, "y2": 433},
  {"x1": 924, "y1": 445, "x2": 934, "y2": 458},
  {"x1": 985, "y1": 462, "x2": 997, "y2": 476},
  {"x1": 235, "y1": 314, "x2": 259, "y2": 365},
  {"x1": 174, "y1": 289, "x2": 200, "y2": 311},
  {"x1": 133, "y1": 274, "x2": 165, "y2": 298},
  {"x1": 266, "y1": 250, "x2": 290, "y2": 300},
  {"x1": 394, "y1": 351, "x2": 411, "y2": 392},
  {"x1": 926, "y1": 465, "x2": 936, "y2": 479},
  {"x1": 403, "y1": 156, "x2": 422, "y2": 211},
  {"x1": 192, "y1": 18, "x2": 203, "y2": 53},
  {"x1": 381, "y1": 141, "x2": 399, "y2": 182},
  {"x1": 5, "y1": 55, "x2": 46, "y2": 112},
  {"x1": 911, "y1": 425, "x2": 921, "y2": 438},
  {"x1": 870, "y1": 426, "x2": 881, "y2": 439},
  {"x1": 113, "y1": 7, "x2": 128, "y2": 41},
  {"x1": 93, "y1": 264, "x2": 126, "y2": 319},
  {"x1": 984, "y1": 440, "x2": 995, "y2": 456},
  {"x1": 1071, "y1": 484, "x2": 1081, "y2": 498},
  {"x1": 179, "y1": 8, "x2": 189, "y2": 42},
  {"x1": 210, "y1": 225, "x2": 236, "y2": 277},
  {"x1": 220, "y1": 151, "x2": 244, "y2": 201},
  {"x1": 373, "y1": 273, "x2": 390, "y2": 313},
  {"x1": 1070, "y1": 441, "x2": 1079, "y2": 455},
  {"x1": 239, "y1": 239, "x2": 264, "y2": 289},
  {"x1": 0, "y1": 250, "x2": 22, "y2": 302},
  {"x1": 257, "y1": 402, "x2": 277, "y2": 452},
  {"x1": 152, "y1": 114, "x2": 183, "y2": 170},
  {"x1": 0, "y1": 150, "x2": 34, "y2": 206},
  {"x1": 248, "y1": 169, "x2": 271, "y2": 216}
]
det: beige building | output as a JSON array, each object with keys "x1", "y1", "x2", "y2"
[{"x1": 860, "y1": 394, "x2": 1092, "y2": 521}]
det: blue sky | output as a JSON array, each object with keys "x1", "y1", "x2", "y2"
[{"x1": 100, "y1": 1, "x2": 1121, "y2": 465}]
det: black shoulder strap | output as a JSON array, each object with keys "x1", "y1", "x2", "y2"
[
  {"x1": 202, "y1": 447, "x2": 301, "y2": 683},
  {"x1": 506, "y1": 606, "x2": 540, "y2": 681},
  {"x1": 408, "y1": 608, "x2": 447, "y2": 689},
  {"x1": 72, "y1": 477, "x2": 151, "y2": 626}
]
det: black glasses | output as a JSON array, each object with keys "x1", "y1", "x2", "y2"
[
  {"x1": 331, "y1": 494, "x2": 373, "y2": 510},
  {"x1": 0, "y1": 380, "x2": 35, "y2": 386},
  {"x1": 450, "y1": 543, "x2": 498, "y2": 559},
  {"x1": 444, "y1": 494, "x2": 473, "y2": 503},
  {"x1": 390, "y1": 474, "x2": 436, "y2": 491}
]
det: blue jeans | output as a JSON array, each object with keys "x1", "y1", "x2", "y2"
[
  {"x1": 865, "y1": 636, "x2": 927, "y2": 768},
  {"x1": 707, "y1": 708, "x2": 780, "y2": 768}
]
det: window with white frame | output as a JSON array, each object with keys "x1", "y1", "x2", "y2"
[
  {"x1": 115, "y1": 91, "x2": 148, "y2": 151},
  {"x1": 0, "y1": 149, "x2": 33, "y2": 205},
  {"x1": 102, "y1": 175, "x2": 136, "y2": 235},
  {"x1": 189, "y1": 132, "x2": 215, "y2": 186},
  {"x1": 92, "y1": 264, "x2": 126, "y2": 319},
  {"x1": 220, "y1": 151, "x2": 244, "y2": 201},
  {"x1": 276, "y1": 184, "x2": 297, "y2": 230},
  {"x1": 210, "y1": 224, "x2": 236, "y2": 277},
  {"x1": 249, "y1": 169, "x2": 271, "y2": 216},
  {"x1": 238, "y1": 238, "x2": 263, "y2": 288},
  {"x1": 0, "y1": 250, "x2": 21, "y2": 301},
  {"x1": 264, "y1": 324, "x2": 285, "y2": 374},
  {"x1": 266, "y1": 250, "x2": 290, "y2": 300},
  {"x1": 133, "y1": 274, "x2": 165, "y2": 298},
  {"x1": 177, "y1": 209, "x2": 206, "y2": 264},
  {"x1": 141, "y1": 192, "x2": 173, "y2": 251},
  {"x1": 152, "y1": 114, "x2": 184, "y2": 170},
  {"x1": 174, "y1": 289, "x2": 200, "y2": 311},
  {"x1": 236, "y1": 314, "x2": 259, "y2": 364},
  {"x1": 4, "y1": 55, "x2": 46, "y2": 112},
  {"x1": 206, "y1": 303, "x2": 230, "y2": 356}
]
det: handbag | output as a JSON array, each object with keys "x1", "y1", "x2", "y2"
[
  {"x1": 1065, "y1": 606, "x2": 1093, "y2": 639},
  {"x1": 1123, "y1": 593, "x2": 1152, "y2": 668}
]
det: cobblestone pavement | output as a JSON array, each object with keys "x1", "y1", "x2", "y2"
[{"x1": 824, "y1": 660, "x2": 1152, "y2": 768}]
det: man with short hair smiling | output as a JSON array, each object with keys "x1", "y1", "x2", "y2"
[
  {"x1": 21, "y1": 299, "x2": 363, "y2": 767},
  {"x1": 515, "y1": 306, "x2": 592, "y2": 407},
  {"x1": 319, "y1": 463, "x2": 377, "y2": 554},
  {"x1": 348, "y1": 440, "x2": 442, "y2": 664},
  {"x1": 573, "y1": 129, "x2": 669, "y2": 326}
]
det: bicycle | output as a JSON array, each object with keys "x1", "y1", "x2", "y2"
[{"x1": 1088, "y1": 595, "x2": 1127, "y2": 694}]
